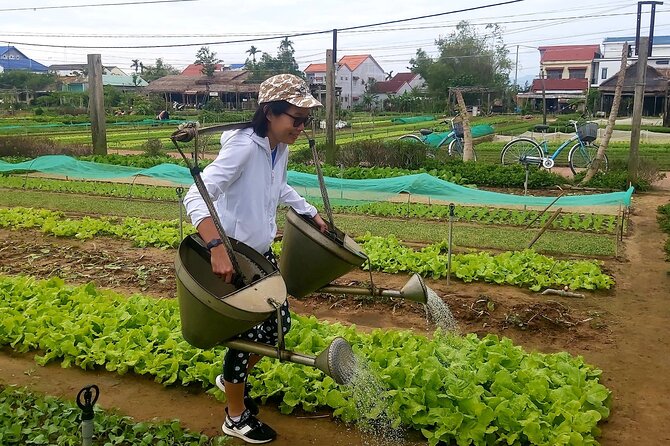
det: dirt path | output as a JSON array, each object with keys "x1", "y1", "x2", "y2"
[
  {"x1": 0, "y1": 191, "x2": 669, "y2": 444},
  {"x1": 576, "y1": 191, "x2": 670, "y2": 445}
]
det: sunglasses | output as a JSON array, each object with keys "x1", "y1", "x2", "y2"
[{"x1": 282, "y1": 112, "x2": 312, "y2": 128}]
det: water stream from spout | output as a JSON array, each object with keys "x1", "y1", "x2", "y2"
[
  {"x1": 348, "y1": 355, "x2": 406, "y2": 446},
  {"x1": 424, "y1": 286, "x2": 458, "y2": 333}
]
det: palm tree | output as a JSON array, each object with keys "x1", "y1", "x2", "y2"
[
  {"x1": 279, "y1": 37, "x2": 294, "y2": 53},
  {"x1": 246, "y1": 45, "x2": 260, "y2": 63},
  {"x1": 131, "y1": 59, "x2": 140, "y2": 73},
  {"x1": 385, "y1": 70, "x2": 394, "y2": 80}
]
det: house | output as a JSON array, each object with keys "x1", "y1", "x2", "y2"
[
  {"x1": 304, "y1": 54, "x2": 386, "y2": 109},
  {"x1": 599, "y1": 62, "x2": 669, "y2": 116},
  {"x1": 59, "y1": 73, "x2": 148, "y2": 93},
  {"x1": 371, "y1": 73, "x2": 426, "y2": 109},
  {"x1": 0, "y1": 46, "x2": 48, "y2": 73},
  {"x1": 181, "y1": 63, "x2": 226, "y2": 76},
  {"x1": 49, "y1": 64, "x2": 128, "y2": 77},
  {"x1": 596, "y1": 36, "x2": 670, "y2": 85},
  {"x1": 516, "y1": 44, "x2": 601, "y2": 112},
  {"x1": 144, "y1": 70, "x2": 259, "y2": 109}
]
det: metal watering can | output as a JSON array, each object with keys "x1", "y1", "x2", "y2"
[
  {"x1": 171, "y1": 123, "x2": 356, "y2": 385},
  {"x1": 280, "y1": 208, "x2": 429, "y2": 304},
  {"x1": 174, "y1": 233, "x2": 355, "y2": 385},
  {"x1": 171, "y1": 123, "x2": 428, "y2": 386}
]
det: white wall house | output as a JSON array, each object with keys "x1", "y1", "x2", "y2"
[
  {"x1": 596, "y1": 36, "x2": 670, "y2": 85},
  {"x1": 49, "y1": 64, "x2": 128, "y2": 77},
  {"x1": 304, "y1": 54, "x2": 386, "y2": 109}
]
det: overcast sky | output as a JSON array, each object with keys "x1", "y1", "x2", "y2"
[{"x1": 2, "y1": 0, "x2": 668, "y2": 84}]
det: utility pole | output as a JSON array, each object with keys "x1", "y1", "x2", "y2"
[
  {"x1": 325, "y1": 49, "x2": 336, "y2": 164},
  {"x1": 87, "y1": 54, "x2": 107, "y2": 155},
  {"x1": 629, "y1": 1, "x2": 662, "y2": 183},
  {"x1": 629, "y1": 37, "x2": 649, "y2": 184},
  {"x1": 514, "y1": 45, "x2": 519, "y2": 87},
  {"x1": 540, "y1": 70, "x2": 547, "y2": 125}
]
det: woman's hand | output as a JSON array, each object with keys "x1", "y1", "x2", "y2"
[
  {"x1": 312, "y1": 214, "x2": 329, "y2": 233},
  {"x1": 210, "y1": 245, "x2": 235, "y2": 283}
]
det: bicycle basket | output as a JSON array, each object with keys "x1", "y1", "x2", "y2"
[
  {"x1": 453, "y1": 122, "x2": 464, "y2": 138},
  {"x1": 577, "y1": 122, "x2": 598, "y2": 142}
]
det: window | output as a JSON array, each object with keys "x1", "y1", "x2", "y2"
[
  {"x1": 545, "y1": 69, "x2": 561, "y2": 80},
  {"x1": 569, "y1": 68, "x2": 586, "y2": 79},
  {"x1": 601, "y1": 68, "x2": 608, "y2": 79}
]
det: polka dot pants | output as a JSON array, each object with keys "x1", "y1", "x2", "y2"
[{"x1": 222, "y1": 250, "x2": 291, "y2": 384}]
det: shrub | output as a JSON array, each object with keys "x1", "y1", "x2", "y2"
[
  {"x1": 141, "y1": 138, "x2": 164, "y2": 157},
  {"x1": 0, "y1": 135, "x2": 91, "y2": 157},
  {"x1": 292, "y1": 139, "x2": 428, "y2": 170},
  {"x1": 574, "y1": 159, "x2": 665, "y2": 191}
]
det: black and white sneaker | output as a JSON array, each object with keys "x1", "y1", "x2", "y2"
[
  {"x1": 215, "y1": 374, "x2": 259, "y2": 416},
  {"x1": 222, "y1": 408, "x2": 276, "y2": 444}
]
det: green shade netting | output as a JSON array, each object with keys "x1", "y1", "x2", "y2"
[
  {"x1": 0, "y1": 155, "x2": 633, "y2": 208},
  {"x1": 424, "y1": 124, "x2": 496, "y2": 148},
  {"x1": 390, "y1": 116, "x2": 436, "y2": 124}
]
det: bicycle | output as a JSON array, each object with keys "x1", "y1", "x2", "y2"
[
  {"x1": 500, "y1": 120, "x2": 607, "y2": 175},
  {"x1": 398, "y1": 118, "x2": 477, "y2": 161}
]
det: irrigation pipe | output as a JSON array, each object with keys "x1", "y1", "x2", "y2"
[
  {"x1": 528, "y1": 207, "x2": 562, "y2": 249},
  {"x1": 447, "y1": 203, "x2": 455, "y2": 286},
  {"x1": 525, "y1": 192, "x2": 565, "y2": 229}
]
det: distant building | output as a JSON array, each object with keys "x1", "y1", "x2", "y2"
[
  {"x1": 49, "y1": 64, "x2": 128, "y2": 77},
  {"x1": 599, "y1": 62, "x2": 669, "y2": 116},
  {"x1": 0, "y1": 46, "x2": 48, "y2": 73},
  {"x1": 372, "y1": 73, "x2": 426, "y2": 109},
  {"x1": 181, "y1": 63, "x2": 227, "y2": 76},
  {"x1": 593, "y1": 36, "x2": 670, "y2": 116},
  {"x1": 305, "y1": 54, "x2": 386, "y2": 109},
  {"x1": 145, "y1": 70, "x2": 258, "y2": 109},
  {"x1": 596, "y1": 36, "x2": 670, "y2": 86},
  {"x1": 516, "y1": 44, "x2": 601, "y2": 113}
]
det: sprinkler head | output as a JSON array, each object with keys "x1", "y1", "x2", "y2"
[{"x1": 313, "y1": 337, "x2": 356, "y2": 385}]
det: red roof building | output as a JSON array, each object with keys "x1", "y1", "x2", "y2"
[
  {"x1": 181, "y1": 63, "x2": 226, "y2": 76},
  {"x1": 517, "y1": 44, "x2": 601, "y2": 113}
]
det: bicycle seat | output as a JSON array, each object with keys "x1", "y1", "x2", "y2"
[
  {"x1": 419, "y1": 129, "x2": 434, "y2": 136},
  {"x1": 533, "y1": 125, "x2": 550, "y2": 132}
]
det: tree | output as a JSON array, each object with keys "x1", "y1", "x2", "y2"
[
  {"x1": 580, "y1": 43, "x2": 629, "y2": 184},
  {"x1": 141, "y1": 58, "x2": 180, "y2": 82},
  {"x1": 0, "y1": 71, "x2": 56, "y2": 103},
  {"x1": 454, "y1": 89, "x2": 475, "y2": 161},
  {"x1": 195, "y1": 46, "x2": 221, "y2": 77},
  {"x1": 409, "y1": 21, "x2": 511, "y2": 99},
  {"x1": 385, "y1": 70, "x2": 394, "y2": 80},
  {"x1": 246, "y1": 45, "x2": 260, "y2": 63},
  {"x1": 245, "y1": 39, "x2": 303, "y2": 82},
  {"x1": 131, "y1": 59, "x2": 141, "y2": 73}
]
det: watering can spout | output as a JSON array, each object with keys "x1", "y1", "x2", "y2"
[
  {"x1": 313, "y1": 337, "x2": 356, "y2": 385},
  {"x1": 225, "y1": 337, "x2": 356, "y2": 385},
  {"x1": 399, "y1": 273, "x2": 428, "y2": 304}
]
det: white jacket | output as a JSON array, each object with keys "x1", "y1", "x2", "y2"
[{"x1": 183, "y1": 127, "x2": 317, "y2": 254}]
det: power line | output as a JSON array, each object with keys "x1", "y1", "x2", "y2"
[
  {"x1": 0, "y1": 0, "x2": 199, "y2": 12},
  {"x1": 3, "y1": 0, "x2": 524, "y2": 49}
]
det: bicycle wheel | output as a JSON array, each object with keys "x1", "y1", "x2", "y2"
[
  {"x1": 568, "y1": 142, "x2": 608, "y2": 175},
  {"x1": 448, "y1": 138, "x2": 477, "y2": 161},
  {"x1": 398, "y1": 134, "x2": 435, "y2": 158},
  {"x1": 398, "y1": 134, "x2": 424, "y2": 144},
  {"x1": 500, "y1": 138, "x2": 543, "y2": 166}
]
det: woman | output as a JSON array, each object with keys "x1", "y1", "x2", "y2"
[{"x1": 183, "y1": 73, "x2": 327, "y2": 444}]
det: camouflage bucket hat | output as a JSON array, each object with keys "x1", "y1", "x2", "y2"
[{"x1": 258, "y1": 74, "x2": 322, "y2": 108}]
